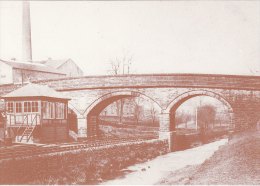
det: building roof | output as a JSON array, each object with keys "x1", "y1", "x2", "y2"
[
  {"x1": 2, "y1": 83, "x2": 70, "y2": 100},
  {"x1": 0, "y1": 59, "x2": 66, "y2": 75},
  {"x1": 39, "y1": 58, "x2": 71, "y2": 69}
]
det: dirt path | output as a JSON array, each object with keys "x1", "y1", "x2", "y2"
[
  {"x1": 102, "y1": 138, "x2": 228, "y2": 185},
  {"x1": 159, "y1": 129, "x2": 260, "y2": 185}
]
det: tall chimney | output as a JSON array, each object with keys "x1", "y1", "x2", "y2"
[{"x1": 22, "y1": 1, "x2": 32, "y2": 62}]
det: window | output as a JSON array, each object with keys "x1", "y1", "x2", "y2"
[
  {"x1": 42, "y1": 102, "x2": 55, "y2": 119},
  {"x1": 15, "y1": 102, "x2": 22, "y2": 113},
  {"x1": 56, "y1": 102, "x2": 65, "y2": 119},
  {"x1": 24, "y1": 102, "x2": 32, "y2": 112},
  {"x1": 42, "y1": 101, "x2": 66, "y2": 119},
  {"x1": 42, "y1": 102, "x2": 48, "y2": 119},
  {"x1": 32, "y1": 101, "x2": 38, "y2": 112},
  {"x1": 24, "y1": 101, "x2": 38, "y2": 113},
  {"x1": 50, "y1": 102, "x2": 55, "y2": 119},
  {"x1": 7, "y1": 102, "x2": 14, "y2": 113}
]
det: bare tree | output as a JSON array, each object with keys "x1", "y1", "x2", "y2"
[
  {"x1": 108, "y1": 53, "x2": 133, "y2": 124},
  {"x1": 133, "y1": 98, "x2": 143, "y2": 124},
  {"x1": 247, "y1": 64, "x2": 260, "y2": 76},
  {"x1": 109, "y1": 58, "x2": 121, "y2": 75},
  {"x1": 108, "y1": 54, "x2": 133, "y2": 75},
  {"x1": 121, "y1": 54, "x2": 133, "y2": 74},
  {"x1": 175, "y1": 111, "x2": 192, "y2": 128},
  {"x1": 150, "y1": 104, "x2": 157, "y2": 126},
  {"x1": 197, "y1": 104, "x2": 216, "y2": 130}
]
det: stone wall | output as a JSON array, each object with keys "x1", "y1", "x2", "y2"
[
  {"x1": 32, "y1": 73, "x2": 260, "y2": 91},
  {"x1": 0, "y1": 73, "x2": 259, "y2": 137}
]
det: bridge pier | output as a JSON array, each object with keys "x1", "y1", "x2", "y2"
[
  {"x1": 87, "y1": 115, "x2": 99, "y2": 138},
  {"x1": 159, "y1": 112, "x2": 175, "y2": 151},
  {"x1": 159, "y1": 131, "x2": 176, "y2": 152},
  {"x1": 76, "y1": 115, "x2": 99, "y2": 140},
  {"x1": 77, "y1": 117, "x2": 87, "y2": 140}
]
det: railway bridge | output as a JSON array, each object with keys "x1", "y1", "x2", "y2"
[{"x1": 1, "y1": 73, "x2": 260, "y2": 145}]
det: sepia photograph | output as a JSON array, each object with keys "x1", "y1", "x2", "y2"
[{"x1": 0, "y1": 0, "x2": 259, "y2": 185}]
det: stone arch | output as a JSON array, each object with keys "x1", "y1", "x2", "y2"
[
  {"x1": 164, "y1": 90, "x2": 233, "y2": 114},
  {"x1": 82, "y1": 90, "x2": 162, "y2": 138},
  {"x1": 68, "y1": 103, "x2": 84, "y2": 118},
  {"x1": 83, "y1": 90, "x2": 162, "y2": 117},
  {"x1": 161, "y1": 90, "x2": 234, "y2": 132},
  {"x1": 67, "y1": 103, "x2": 83, "y2": 136}
]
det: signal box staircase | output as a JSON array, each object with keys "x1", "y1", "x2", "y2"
[
  {"x1": 6, "y1": 114, "x2": 40, "y2": 144},
  {"x1": 19, "y1": 126, "x2": 36, "y2": 143}
]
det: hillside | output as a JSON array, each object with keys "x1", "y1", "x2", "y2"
[{"x1": 160, "y1": 129, "x2": 260, "y2": 185}]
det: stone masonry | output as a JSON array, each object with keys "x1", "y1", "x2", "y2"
[{"x1": 0, "y1": 73, "x2": 260, "y2": 144}]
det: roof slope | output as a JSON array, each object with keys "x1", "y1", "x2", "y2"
[
  {"x1": 40, "y1": 59, "x2": 70, "y2": 69},
  {"x1": 39, "y1": 59, "x2": 84, "y2": 75},
  {"x1": 2, "y1": 83, "x2": 70, "y2": 100},
  {"x1": 0, "y1": 59, "x2": 65, "y2": 75}
]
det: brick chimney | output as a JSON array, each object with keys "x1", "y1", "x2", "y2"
[{"x1": 22, "y1": 1, "x2": 32, "y2": 62}]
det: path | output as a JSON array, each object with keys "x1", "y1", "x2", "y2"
[{"x1": 102, "y1": 138, "x2": 228, "y2": 185}]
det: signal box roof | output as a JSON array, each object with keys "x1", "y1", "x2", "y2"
[{"x1": 2, "y1": 83, "x2": 70, "y2": 100}]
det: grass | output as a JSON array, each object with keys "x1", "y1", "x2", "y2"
[
  {"x1": 158, "y1": 128, "x2": 260, "y2": 185},
  {"x1": 0, "y1": 139, "x2": 168, "y2": 185}
]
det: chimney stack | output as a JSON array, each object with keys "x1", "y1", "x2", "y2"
[{"x1": 22, "y1": 1, "x2": 32, "y2": 62}]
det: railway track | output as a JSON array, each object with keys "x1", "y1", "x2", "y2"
[{"x1": 0, "y1": 137, "x2": 154, "y2": 160}]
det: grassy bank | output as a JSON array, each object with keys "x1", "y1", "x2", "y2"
[
  {"x1": 0, "y1": 139, "x2": 168, "y2": 185},
  {"x1": 159, "y1": 129, "x2": 259, "y2": 185}
]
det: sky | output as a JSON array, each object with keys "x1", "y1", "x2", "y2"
[{"x1": 0, "y1": 1, "x2": 259, "y2": 76}]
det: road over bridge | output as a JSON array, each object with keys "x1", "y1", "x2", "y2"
[{"x1": 1, "y1": 73, "x2": 260, "y2": 147}]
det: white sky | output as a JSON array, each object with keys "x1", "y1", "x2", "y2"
[{"x1": 0, "y1": 1, "x2": 259, "y2": 75}]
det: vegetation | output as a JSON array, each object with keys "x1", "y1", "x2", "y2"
[
  {"x1": 150, "y1": 105, "x2": 158, "y2": 125},
  {"x1": 99, "y1": 124, "x2": 158, "y2": 139},
  {"x1": 160, "y1": 129, "x2": 259, "y2": 185},
  {"x1": 189, "y1": 129, "x2": 259, "y2": 184},
  {"x1": 108, "y1": 53, "x2": 133, "y2": 124},
  {"x1": 133, "y1": 98, "x2": 143, "y2": 124},
  {"x1": 175, "y1": 111, "x2": 193, "y2": 128},
  {"x1": 0, "y1": 140, "x2": 168, "y2": 185},
  {"x1": 197, "y1": 104, "x2": 216, "y2": 130}
]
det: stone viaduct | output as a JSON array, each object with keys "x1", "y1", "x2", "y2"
[{"x1": 0, "y1": 73, "x2": 260, "y2": 143}]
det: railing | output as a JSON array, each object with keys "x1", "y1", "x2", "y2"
[
  {"x1": 69, "y1": 130, "x2": 78, "y2": 141},
  {"x1": 6, "y1": 113, "x2": 41, "y2": 127},
  {"x1": 19, "y1": 125, "x2": 36, "y2": 143}
]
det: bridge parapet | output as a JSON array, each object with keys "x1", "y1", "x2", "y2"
[
  {"x1": 1, "y1": 74, "x2": 260, "y2": 96},
  {"x1": 31, "y1": 73, "x2": 260, "y2": 91}
]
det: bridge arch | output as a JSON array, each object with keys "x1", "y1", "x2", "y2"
[
  {"x1": 164, "y1": 90, "x2": 233, "y2": 114},
  {"x1": 68, "y1": 103, "x2": 84, "y2": 118},
  {"x1": 160, "y1": 90, "x2": 234, "y2": 134},
  {"x1": 83, "y1": 90, "x2": 162, "y2": 117},
  {"x1": 82, "y1": 90, "x2": 162, "y2": 138}
]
